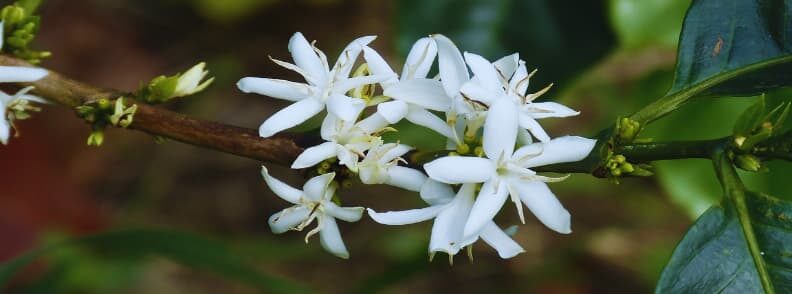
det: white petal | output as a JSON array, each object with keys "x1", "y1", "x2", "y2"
[
  {"x1": 521, "y1": 136, "x2": 596, "y2": 168},
  {"x1": 237, "y1": 77, "x2": 312, "y2": 101},
  {"x1": 268, "y1": 206, "x2": 310, "y2": 234},
  {"x1": 402, "y1": 37, "x2": 437, "y2": 80},
  {"x1": 460, "y1": 81, "x2": 499, "y2": 106},
  {"x1": 0, "y1": 66, "x2": 47, "y2": 83},
  {"x1": 326, "y1": 94, "x2": 365, "y2": 122},
  {"x1": 288, "y1": 32, "x2": 327, "y2": 84},
  {"x1": 356, "y1": 113, "x2": 389, "y2": 134},
  {"x1": 333, "y1": 74, "x2": 392, "y2": 94},
  {"x1": 367, "y1": 205, "x2": 444, "y2": 225},
  {"x1": 320, "y1": 113, "x2": 340, "y2": 140},
  {"x1": 337, "y1": 147, "x2": 360, "y2": 171},
  {"x1": 324, "y1": 202, "x2": 364, "y2": 222},
  {"x1": 261, "y1": 166, "x2": 303, "y2": 204},
  {"x1": 525, "y1": 102, "x2": 580, "y2": 119},
  {"x1": 463, "y1": 52, "x2": 502, "y2": 94},
  {"x1": 377, "y1": 100, "x2": 408, "y2": 124},
  {"x1": 424, "y1": 156, "x2": 494, "y2": 184},
  {"x1": 303, "y1": 173, "x2": 335, "y2": 201},
  {"x1": 479, "y1": 222, "x2": 525, "y2": 258},
  {"x1": 292, "y1": 142, "x2": 338, "y2": 169},
  {"x1": 333, "y1": 35, "x2": 377, "y2": 79},
  {"x1": 483, "y1": 98, "x2": 519, "y2": 159},
  {"x1": 420, "y1": 179, "x2": 455, "y2": 206},
  {"x1": 383, "y1": 79, "x2": 450, "y2": 112},
  {"x1": 510, "y1": 62, "x2": 529, "y2": 96},
  {"x1": 404, "y1": 106, "x2": 454, "y2": 139},
  {"x1": 518, "y1": 113, "x2": 550, "y2": 142},
  {"x1": 433, "y1": 34, "x2": 469, "y2": 98},
  {"x1": 0, "y1": 117, "x2": 10, "y2": 145},
  {"x1": 259, "y1": 98, "x2": 324, "y2": 138},
  {"x1": 517, "y1": 128, "x2": 533, "y2": 145},
  {"x1": 380, "y1": 144, "x2": 413, "y2": 163},
  {"x1": 318, "y1": 216, "x2": 350, "y2": 259},
  {"x1": 514, "y1": 181, "x2": 571, "y2": 234},
  {"x1": 511, "y1": 143, "x2": 543, "y2": 162},
  {"x1": 362, "y1": 46, "x2": 398, "y2": 88},
  {"x1": 385, "y1": 166, "x2": 427, "y2": 192},
  {"x1": 429, "y1": 183, "x2": 475, "y2": 255},
  {"x1": 493, "y1": 53, "x2": 519, "y2": 80},
  {"x1": 463, "y1": 180, "x2": 509, "y2": 238}
]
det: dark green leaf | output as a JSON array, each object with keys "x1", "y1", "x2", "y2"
[
  {"x1": 669, "y1": 0, "x2": 792, "y2": 97},
  {"x1": 0, "y1": 228, "x2": 308, "y2": 293},
  {"x1": 656, "y1": 192, "x2": 792, "y2": 293}
]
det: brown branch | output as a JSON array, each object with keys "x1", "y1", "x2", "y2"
[{"x1": 0, "y1": 54, "x2": 302, "y2": 165}]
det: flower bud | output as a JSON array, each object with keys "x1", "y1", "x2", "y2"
[{"x1": 735, "y1": 154, "x2": 762, "y2": 172}]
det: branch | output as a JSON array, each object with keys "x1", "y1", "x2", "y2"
[{"x1": 0, "y1": 54, "x2": 302, "y2": 166}]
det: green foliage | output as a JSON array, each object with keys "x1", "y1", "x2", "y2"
[
  {"x1": 0, "y1": 0, "x2": 49, "y2": 63},
  {"x1": 668, "y1": 0, "x2": 792, "y2": 97},
  {"x1": 609, "y1": 0, "x2": 691, "y2": 49},
  {"x1": 656, "y1": 191, "x2": 792, "y2": 293},
  {"x1": 0, "y1": 229, "x2": 308, "y2": 293}
]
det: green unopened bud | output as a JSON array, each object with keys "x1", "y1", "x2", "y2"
[
  {"x1": 735, "y1": 154, "x2": 762, "y2": 172},
  {"x1": 1, "y1": 5, "x2": 25, "y2": 26},
  {"x1": 613, "y1": 155, "x2": 626, "y2": 163},
  {"x1": 140, "y1": 62, "x2": 213, "y2": 103},
  {"x1": 96, "y1": 98, "x2": 112, "y2": 110},
  {"x1": 617, "y1": 117, "x2": 641, "y2": 142},
  {"x1": 108, "y1": 98, "x2": 137, "y2": 128},
  {"x1": 620, "y1": 162, "x2": 634, "y2": 173},
  {"x1": 611, "y1": 168, "x2": 622, "y2": 177},
  {"x1": 456, "y1": 143, "x2": 470, "y2": 155},
  {"x1": 86, "y1": 130, "x2": 104, "y2": 147},
  {"x1": 473, "y1": 146, "x2": 484, "y2": 157}
]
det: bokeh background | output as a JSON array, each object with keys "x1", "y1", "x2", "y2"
[{"x1": 2, "y1": 0, "x2": 790, "y2": 292}]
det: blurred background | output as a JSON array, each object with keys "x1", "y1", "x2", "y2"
[{"x1": 2, "y1": 0, "x2": 790, "y2": 293}]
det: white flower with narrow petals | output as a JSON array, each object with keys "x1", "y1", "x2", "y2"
[
  {"x1": 357, "y1": 140, "x2": 426, "y2": 191},
  {"x1": 363, "y1": 37, "x2": 454, "y2": 139},
  {"x1": 261, "y1": 167, "x2": 363, "y2": 259},
  {"x1": 368, "y1": 180, "x2": 524, "y2": 259},
  {"x1": 291, "y1": 113, "x2": 390, "y2": 171},
  {"x1": 238, "y1": 32, "x2": 393, "y2": 138},
  {"x1": 424, "y1": 98, "x2": 596, "y2": 240}
]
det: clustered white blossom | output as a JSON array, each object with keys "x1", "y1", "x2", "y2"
[
  {"x1": 238, "y1": 32, "x2": 596, "y2": 260},
  {"x1": 0, "y1": 22, "x2": 49, "y2": 145}
]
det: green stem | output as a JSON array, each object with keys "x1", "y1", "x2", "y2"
[
  {"x1": 713, "y1": 149, "x2": 775, "y2": 294},
  {"x1": 629, "y1": 55, "x2": 792, "y2": 125}
]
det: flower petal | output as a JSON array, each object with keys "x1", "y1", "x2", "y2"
[
  {"x1": 521, "y1": 136, "x2": 597, "y2": 168},
  {"x1": 518, "y1": 113, "x2": 550, "y2": 142},
  {"x1": 493, "y1": 53, "x2": 519, "y2": 81},
  {"x1": 385, "y1": 166, "x2": 427, "y2": 192},
  {"x1": 320, "y1": 113, "x2": 340, "y2": 140},
  {"x1": 483, "y1": 98, "x2": 519, "y2": 159},
  {"x1": 525, "y1": 102, "x2": 580, "y2": 119},
  {"x1": 420, "y1": 179, "x2": 455, "y2": 206},
  {"x1": 509, "y1": 62, "x2": 530, "y2": 96},
  {"x1": 318, "y1": 216, "x2": 350, "y2": 259},
  {"x1": 402, "y1": 37, "x2": 437, "y2": 80},
  {"x1": 433, "y1": 34, "x2": 469, "y2": 98},
  {"x1": 377, "y1": 100, "x2": 408, "y2": 124},
  {"x1": 514, "y1": 180, "x2": 571, "y2": 234},
  {"x1": 0, "y1": 117, "x2": 10, "y2": 145},
  {"x1": 0, "y1": 66, "x2": 47, "y2": 83},
  {"x1": 303, "y1": 172, "x2": 335, "y2": 201},
  {"x1": 367, "y1": 205, "x2": 444, "y2": 225},
  {"x1": 424, "y1": 156, "x2": 494, "y2": 184},
  {"x1": 324, "y1": 202, "x2": 364, "y2": 222},
  {"x1": 327, "y1": 94, "x2": 366, "y2": 122},
  {"x1": 381, "y1": 144, "x2": 413, "y2": 163},
  {"x1": 511, "y1": 143, "x2": 543, "y2": 162},
  {"x1": 237, "y1": 77, "x2": 312, "y2": 101},
  {"x1": 268, "y1": 206, "x2": 310, "y2": 234},
  {"x1": 356, "y1": 113, "x2": 389, "y2": 134},
  {"x1": 288, "y1": 32, "x2": 327, "y2": 84},
  {"x1": 362, "y1": 46, "x2": 398, "y2": 88},
  {"x1": 479, "y1": 222, "x2": 525, "y2": 258},
  {"x1": 429, "y1": 183, "x2": 475, "y2": 255},
  {"x1": 460, "y1": 81, "x2": 499, "y2": 106},
  {"x1": 333, "y1": 74, "x2": 393, "y2": 94},
  {"x1": 404, "y1": 106, "x2": 454, "y2": 139},
  {"x1": 333, "y1": 35, "x2": 377, "y2": 79},
  {"x1": 261, "y1": 166, "x2": 303, "y2": 204},
  {"x1": 463, "y1": 180, "x2": 509, "y2": 238},
  {"x1": 383, "y1": 79, "x2": 450, "y2": 112},
  {"x1": 292, "y1": 142, "x2": 338, "y2": 169},
  {"x1": 464, "y1": 52, "x2": 502, "y2": 94},
  {"x1": 259, "y1": 98, "x2": 324, "y2": 137}
]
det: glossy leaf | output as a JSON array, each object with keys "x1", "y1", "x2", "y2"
[
  {"x1": 0, "y1": 229, "x2": 308, "y2": 293},
  {"x1": 656, "y1": 192, "x2": 792, "y2": 293}
]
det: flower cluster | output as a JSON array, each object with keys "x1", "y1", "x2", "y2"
[{"x1": 239, "y1": 32, "x2": 596, "y2": 260}]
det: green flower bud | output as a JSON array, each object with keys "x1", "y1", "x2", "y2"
[
  {"x1": 473, "y1": 146, "x2": 485, "y2": 157},
  {"x1": 735, "y1": 154, "x2": 762, "y2": 172},
  {"x1": 1, "y1": 5, "x2": 25, "y2": 26},
  {"x1": 86, "y1": 130, "x2": 104, "y2": 147},
  {"x1": 456, "y1": 143, "x2": 470, "y2": 155}
]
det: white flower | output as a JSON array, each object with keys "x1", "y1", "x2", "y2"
[
  {"x1": 357, "y1": 140, "x2": 427, "y2": 191},
  {"x1": 238, "y1": 32, "x2": 393, "y2": 138},
  {"x1": 424, "y1": 99, "x2": 596, "y2": 239},
  {"x1": 173, "y1": 62, "x2": 214, "y2": 98},
  {"x1": 368, "y1": 181, "x2": 524, "y2": 259},
  {"x1": 261, "y1": 167, "x2": 364, "y2": 259},
  {"x1": 362, "y1": 37, "x2": 454, "y2": 139},
  {"x1": 460, "y1": 52, "x2": 579, "y2": 142},
  {"x1": 290, "y1": 113, "x2": 389, "y2": 171}
]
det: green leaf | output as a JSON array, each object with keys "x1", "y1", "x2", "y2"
[
  {"x1": 656, "y1": 191, "x2": 792, "y2": 293},
  {"x1": 734, "y1": 95, "x2": 768, "y2": 137},
  {"x1": 609, "y1": 0, "x2": 691, "y2": 48},
  {"x1": 0, "y1": 228, "x2": 308, "y2": 293}
]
